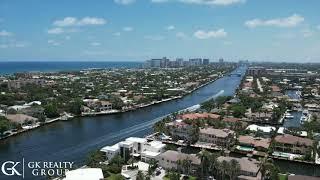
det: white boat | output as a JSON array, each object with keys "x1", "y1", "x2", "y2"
[
  {"x1": 300, "y1": 115, "x2": 309, "y2": 124},
  {"x1": 285, "y1": 113, "x2": 294, "y2": 119}
]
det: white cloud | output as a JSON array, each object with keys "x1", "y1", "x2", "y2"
[
  {"x1": 144, "y1": 35, "x2": 165, "y2": 41},
  {"x1": 0, "y1": 41, "x2": 29, "y2": 48},
  {"x1": 194, "y1": 28, "x2": 227, "y2": 39},
  {"x1": 113, "y1": 32, "x2": 121, "y2": 36},
  {"x1": 65, "y1": 36, "x2": 71, "y2": 40},
  {"x1": 53, "y1": 17, "x2": 106, "y2": 27},
  {"x1": 0, "y1": 30, "x2": 13, "y2": 36},
  {"x1": 302, "y1": 29, "x2": 313, "y2": 38},
  {"x1": 317, "y1": 25, "x2": 320, "y2": 30},
  {"x1": 166, "y1": 25, "x2": 175, "y2": 31},
  {"x1": 176, "y1": 32, "x2": 187, "y2": 39},
  {"x1": 47, "y1": 28, "x2": 64, "y2": 34},
  {"x1": 245, "y1": 14, "x2": 304, "y2": 28},
  {"x1": 276, "y1": 33, "x2": 296, "y2": 39},
  {"x1": 223, "y1": 41, "x2": 232, "y2": 45},
  {"x1": 123, "y1": 27, "x2": 133, "y2": 31},
  {"x1": 83, "y1": 50, "x2": 110, "y2": 55},
  {"x1": 90, "y1": 42, "x2": 101, "y2": 46},
  {"x1": 0, "y1": 44, "x2": 8, "y2": 48},
  {"x1": 114, "y1": 0, "x2": 135, "y2": 5},
  {"x1": 48, "y1": 39, "x2": 61, "y2": 46},
  {"x1": 177, "y1": 0, "x2": 245, "y2": 6}
]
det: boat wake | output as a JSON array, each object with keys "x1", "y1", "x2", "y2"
[{"x1": 44, "y1": 89, "x2": 226, "y2": 162}]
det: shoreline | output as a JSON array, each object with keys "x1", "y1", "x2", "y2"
[{"x1": 0, "y1": 73, "x2": 226, "y2": 141}]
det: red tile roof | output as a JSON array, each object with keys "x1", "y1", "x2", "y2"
[
  {"x1": 179, "y1": 113, "x2": 220, "y2": 120},
  {"x1": 274, "y1": 134, "x2": 313, "y2": 146}
]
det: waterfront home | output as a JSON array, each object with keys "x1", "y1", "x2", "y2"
[
  {"x1": 179, "y1": 113, "x2": 220, "y2": 121},
  {"x1": 277, "y1": 127, "x2": 308, "y2": 137},
  {"x1": 246, "y1": 111, "x2": 273, "y2": 122},
  {"x1": 100, "y1": 143, "x2": 120, "y2": 160},
  {"x1": 199, "y1": 127, "x2": 235, "y2": 147},
  {"x1": 237, "y1": 135, "x2": 271, "y2": 152},
  {"x1": 6, "y1": 114, "x2": 38, "y2": 125},
  {"x1": 274, "y1": 134, "x2": 313, "y2": 155},
  {"x1": 217, "y1": 156, "x2": 261, "y2": 180},
  {"x1": 63, "y1": 168, "x2": 104, "y2": 180},
  {"x1": 157, "y1": 150, "x2": 200, "y2": 175},
  {"x1": 119, "y1": 137, "x2": 147, "y2": 161},
  {"x1": 141, "y1": 140, "x2": 166, "y2": 163},
  {"x1": 166, "y1": 119, "x2": 193, "y2": 140},
  {"x1": 246, "y1": 124, "x2": 276, "y2": 136},
  {"x1": 98, "y1": 100, "x2": 112, "y2": 111},
  {"x1": 100, "y1": 137, "x2": 166, "y2": 162}
]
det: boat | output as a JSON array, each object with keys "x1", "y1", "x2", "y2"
[{"x1": 285, "y1": 113, "x2": 294, "y2": 119}]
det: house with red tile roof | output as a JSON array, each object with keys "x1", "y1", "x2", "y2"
[{"x1": 274, "y1": 134, "x2": 313, "y2": 155}]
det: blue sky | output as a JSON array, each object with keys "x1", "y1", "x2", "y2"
[{"x1": 0, "y1": 0, "x2": 320, "y2": 62}]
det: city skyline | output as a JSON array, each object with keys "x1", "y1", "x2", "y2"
[{"x1": 0, "y1": 0, "x2": 320, "y2": 62}]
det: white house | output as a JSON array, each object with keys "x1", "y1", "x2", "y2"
[
  {"x1": 64, "y1": 168, "x2": 104, "y2": 180},
  {"x1": 100, "y1": 143, "x2": 120, "y2": 160},
  {"x1": 141, "y1": 141, "x2": 166, "y2": 162},
  {"x1": 100, "y1": 137, "x2": 166, "y2": 162}
]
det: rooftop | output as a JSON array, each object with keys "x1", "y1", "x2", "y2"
[
  {"x1": 160, "y1": 150, "x2": 201, "y2": 165},
  {"x1": 217, "y1": 156, "x2": 260, "y2": 174},
  {"x1": 64, "y1": 168, "x2": 104, "y2": 180},
  {"x1": 200, "y1": 128, "x2": 234, "y2": 138},
  {"x1": 274, "y1": 134, "x2": 313, "y2": 146},
  {"x1": 238, "y1": 135, "x2": 271, "y2": 149}
]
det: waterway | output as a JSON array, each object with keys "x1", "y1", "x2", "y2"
[{"x1": 0, "y1": 66, "x2": 318, "y2": 179}]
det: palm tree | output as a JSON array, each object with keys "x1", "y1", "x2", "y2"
[
  {"x1": 182, "y1": 158, "x2": 192, "y2": 175},
  {"x1": 128, "y1": 157, "x2": 134, "y2": 168},
  {"x1": 220, "y1": 160, "x2": 229, "y2": 180},
  {"x1": 208, "y1": 153, "x2": 218, "y2": 176},
  {"x1": 136, "y1": 170, "x2": 144, "y2": 180},
  {"x1": 259, "y1": 157, "x2": 275, "y2": 180},
  {"x1": 229, "y1": 159, "x2": 240, "y2": 180},
  {"x1": 197, "y1": 149, "x2": 210, "y2": 178}
]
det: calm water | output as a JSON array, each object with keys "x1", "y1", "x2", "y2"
[{"x1": 0, "y1": 61, "x2": 142, "y2": 75}]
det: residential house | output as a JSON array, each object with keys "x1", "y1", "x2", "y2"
[
  {"x1": 63, "y1": 168, "x2": 104, "y2": 180},
  {"x1": 100, "y1": 143, "x2": 120, "y2": 160},
  {"x1": 100, "y1": 137, "x2": 166, "y2": 162},
  {"x1": 166, "y1": 119, "x2": 193, "y2": 140},
  {"x1": 6, "y1": 114, "x2": 38, "y2": 125},
  {"x1": 238, "y1": 135, "x2": 271, "y2": 152},
  {"x1": 98, "y1": 101, "x2": 112, "y2": 111},
  {"x1": 179, "y1": 113, "x2": 220, "y2": 121},
  {"x1": 157, "y1": 150, "x2": 200, "y2": 175},
  {"x1": 217, "y1": 156, "x2": 261, "y2": 180},
  {"x1": 199, "y1": 127, "x2": 235, "y2": 147},
  {"x1": 141, "y1": 141, "x2": 166, "y2": 162},
  {"x1": 274, "y1": 134, "x2": 313, "y2": 155}
]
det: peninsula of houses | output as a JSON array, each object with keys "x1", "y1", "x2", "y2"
[{"x1": 0, "y1": 58, "x2": 234, "y2": 139}]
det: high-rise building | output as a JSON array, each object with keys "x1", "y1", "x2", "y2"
[
  {"x1": 203, "y1": 59, "x2": 210, "y2": 65},
  {"x1": 219, "y1": 58, "x2": 224, "y2": 63},
  {"x1": 189, "y1": 58, "x2": 202, "y2": 66}
]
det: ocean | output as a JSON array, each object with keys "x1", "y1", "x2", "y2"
[{"x1": 0, "y1": 61, "x2": 143, "y2": 75}]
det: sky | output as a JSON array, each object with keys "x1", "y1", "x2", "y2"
[{"x1": 0, "y1": 0, "x2": 320, "y2": 62}]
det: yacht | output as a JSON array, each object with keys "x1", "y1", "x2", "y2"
[{"x1": 285, "y1": 112, "x2": 294, "y2": 119}]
